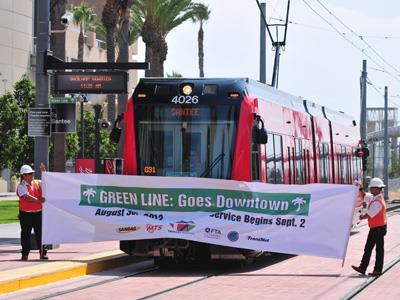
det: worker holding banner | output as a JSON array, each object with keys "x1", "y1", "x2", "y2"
[
  {"x1": 352, "y1": 177, "x2": 387, "y2": 276},
  {"x1": 16, "y1": 163, "x2": 48, "y2": 261}
]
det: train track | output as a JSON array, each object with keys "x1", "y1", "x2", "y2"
[
  {"x1": 33, "y1": 262, "x2": 159, "y2": 300},
  {"x1": 28, "y1": 253, "x2": 290, "y2": 300},
  {"x1": 342, "y1": 254, "x2": 400, "y2": 299}
]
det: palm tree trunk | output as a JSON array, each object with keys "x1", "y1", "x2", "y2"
[
  {"x1": 198, "y1": 23, "x2": 204, "y2": 77},
  {"x1": 106, "y1": 27, "x2": 116, "y2": 123},
  {"x1": 78, "y1": 26, "x2": 84, "y2": 62},
  {"x1": 145, "y1": 46, "x2": 152, "y2": 77},
  {"x1": 116, "y1": 3, "x2": 132, "y2": 157}
]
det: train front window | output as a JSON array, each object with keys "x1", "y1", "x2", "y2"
[{"x1": 135, "y1": 105, "x2": 239, "y2": 179}]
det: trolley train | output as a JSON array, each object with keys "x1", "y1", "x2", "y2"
[{"x1": 114, "y1": 78, "x2": 364, "y2": 263}]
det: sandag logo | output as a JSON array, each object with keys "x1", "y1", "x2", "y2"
[
  {"x1": 169, "y1": 221, "x2": 195, "y2": 233},
  {"x1": 204, "y1": 227, "x2": 222, "y2": 239},
  {"x1": 146, "y1": 224, "x2": 163, "y2": 233},
  {"x1": 116, "y1": 225, "x2": 140, "y2": 233},
  {"x1": 227, "y1": 231, "x2": 239, "y2": 242}
]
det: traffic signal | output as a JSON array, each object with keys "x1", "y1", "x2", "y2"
[{"x1": 354, "y1": 145, "x2": 369, "y2": 159}]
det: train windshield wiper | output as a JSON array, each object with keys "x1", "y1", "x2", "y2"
[{"x1": 200, "y1": 153, "x2": 225, "y2": 178}]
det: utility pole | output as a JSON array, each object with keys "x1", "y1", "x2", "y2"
[
  {"x1": 259, "y1": 2, "x2": 266, "y2": 84},
  {"x1": 34, "y1": 0, "x2": 50, "y2": 178},
  {"x1": 360, "y1": 60, "x2": 367, "y2": 141},
  {"x1": 50, "y1": 0, "x2": 67, "y2": 172},
  {"x1": 383, "y1": 86, "x2": 389, "y2": 200},
  {"x1": 360, "y1": 60, "x2": 367, "y2": 188},
  {"x1": 256, "y1": 0, "x2": 290, "y2": 89}
]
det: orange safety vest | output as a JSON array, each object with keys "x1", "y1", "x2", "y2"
[
  {"x1": 368, "y1": 194, "x2": 387, "y2": 228},
  {"x1": 16, "y1": 180, "x2": 42, "y2": 212}
]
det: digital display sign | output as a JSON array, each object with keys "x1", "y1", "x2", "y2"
[{"x1": 54, "y1": 71, "x2": 128, "y2": 94}]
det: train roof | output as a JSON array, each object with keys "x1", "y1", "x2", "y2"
[{"x1": 135, "y1": 77, "x2": 356, "y2": 124}]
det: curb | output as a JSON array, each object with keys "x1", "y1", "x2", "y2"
[{"x1": 0, "y1": 250, "x2": 138, "y2": 294}]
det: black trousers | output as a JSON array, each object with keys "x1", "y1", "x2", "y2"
[
  {"x1": 360, "y1": 224, "x2": 387, "y2": 272},
  {"x1": 19, "y1": 210, "x2": 42, "y2": 256}
]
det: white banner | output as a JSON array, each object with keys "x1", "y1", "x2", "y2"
[{"x1": 42, "y1": 172, "x2": 357, "y2": 259}]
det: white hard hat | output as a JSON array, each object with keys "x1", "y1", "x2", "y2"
[
  {"x1": 20, "y1": 165, "x2": 34, "y2": 174},
  {"x1": 368, "y1": 177, "x2": 385, "y2": 188}
]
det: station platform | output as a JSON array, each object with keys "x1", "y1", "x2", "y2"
[
  {"x1": 0, "y1": 237, "x2": 135, "y2": 294},
  {"x1": 1, "y1": 204, "x2": 400, "y2": 298}
]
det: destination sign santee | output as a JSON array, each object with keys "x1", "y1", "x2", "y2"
[{"x1": 54, "y1": 71, "x2": 128, "y2": 94}]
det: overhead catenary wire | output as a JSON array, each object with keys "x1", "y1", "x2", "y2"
[
  {"x1": 301, "y1": 0, "x2": 400, "y2": 84},
  {"x1": 270, "y1": 17, "x2": 400, "y2": 40},
  {"x1": 367, "y1": 77, "x2": 400, "y2": 108},
  {"x1": 314, "y1": 0, "x2": 400, "y2": 76}
]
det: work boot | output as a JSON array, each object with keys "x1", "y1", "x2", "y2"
[
  {"x1": 351, "y1": 265, "x2": 366, "y2": 275},
  {"x1": 40, "y1": 250, "x2": 48, "y2": 260},
  {"x1": 368, "y1": 271, "x2": 382, "y2": 276}
]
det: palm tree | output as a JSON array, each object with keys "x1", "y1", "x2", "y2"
[
  {"x1": 71, "y1": 3, "x2": 96, "y2": 62},
  {"x1": 191, "y1": 3, "x2": 210, "y2": 77},
  {"x1": 83, "y1": 188, "x2": 96, "y2": 204},
  {"x1": 292, "y1": 197, "x2": 307, "y2": 212},
  {"x1": 102, "y1": 0, "x2": 119, "y2": 123},
  {"x1": 132, "y1": 0, "x2": 199, "y2": 77}
]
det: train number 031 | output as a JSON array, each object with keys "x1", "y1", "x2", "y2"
[{"x1": 144, "y1": 166, "x2": 156, "y2": 174}]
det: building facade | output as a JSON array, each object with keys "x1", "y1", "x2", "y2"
[{"x1": 0, "y1": 0, "x2": 34, "y2": 96}]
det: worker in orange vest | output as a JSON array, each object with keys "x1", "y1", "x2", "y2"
[
  {"x1": 352, "y1": 177, "x2": 387, "y2": 276},
  {"x1": 16, "y1": 163, "x2": 47, "y2": 261}
]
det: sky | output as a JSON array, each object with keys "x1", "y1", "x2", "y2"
[{"x1": 135, "y1": 0, "x2": 400, "y2": 121}]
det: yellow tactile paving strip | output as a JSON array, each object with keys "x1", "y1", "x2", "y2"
[{"x1": 0, "y1": 250, "x2": 135, "y2": 294}]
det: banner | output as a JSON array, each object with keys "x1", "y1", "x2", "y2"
[{"x1": 42, "y1": 173, "x2": 358, "y2": 259}]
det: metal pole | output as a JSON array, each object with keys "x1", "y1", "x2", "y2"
[
  {"x1": 360, "y1": 60, "x2": 367, "y2": 189},
  {"x1": 372, "y1": 143, "x2": 375, "y2": 177},
  {"x1": 94, "y1": 105, "x2": 101, "y2": 173},
  {"x1": 259, "y1": 2, "x2": 266, "y2": 83},
  {"x1": 80, "y1": 100, "x2": 85, "y2": 158},
  {"x1": 383, "y1": 86, "x2": 389, "y2": 200},
  {"x1": 271, "y1": 44, "x2": 281, "y2": 88},
  {"x1": 360, "y1": 60, "x2": 367, "y2": 141},
  {"x1": 34, "y1": 0, "x2": 50, "y2": 178}
]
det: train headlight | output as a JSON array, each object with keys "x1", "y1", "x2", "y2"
[{"x1": 182, "y1": 84, "x2": 193, "y2": 95}]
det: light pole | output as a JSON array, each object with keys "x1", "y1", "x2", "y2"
[
  {"x1": 90, "y1": 96, "x2": 105, "y2": 173},
  {"x1": 77, "y1": 95, "x2": 87, "y2": 158}
]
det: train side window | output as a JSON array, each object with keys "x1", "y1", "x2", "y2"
[
  {"x1": 295, "y1": 139, "x2": 303, "y2": 184},
  {"x1": 342, "y1": 147, "x2": 348, "y2": 184},
  {"x1": 274, "y1": 135, "x2": 283, "y2": 183},
  {"x1": 266, "y1": 133, "x2": 275, "y2": 183},
  {"x1": 292, "y1": 147, "x2": 296, "y2": 184},
  {"x1": 287, "y1": 146, "x2": 292, "y2": 184},
  {"x1": 307, "y1": 150, "x2": 311, "y2": 183},
  {"x1": 251, "y1": 128, "x2": 261, "y2": 181},
  {"x1": 319, "y1": 143, "x2": 330, "y2": 183}
]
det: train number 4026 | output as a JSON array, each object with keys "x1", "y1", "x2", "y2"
[{"x1": 171, "y1": 95, "x2": 199, "y2": 104}]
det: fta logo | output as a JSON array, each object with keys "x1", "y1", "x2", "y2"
[
  {"x1": 204, "y1": 227, "x2": 222, "y2": 239},
  {"x1": 146, "y1": 224, "x2": 163, "y2": 233},
  {"x1": 169, "y1": 221, "x2": 195, "y2": 233}
]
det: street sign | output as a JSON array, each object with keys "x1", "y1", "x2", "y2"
[
  {"x1": 54, "y1": 71, "x2": 128, "y2": 94},
  {"x1": 49, "y1": 97, "x2": 77, "y2": 133},
  {"x1": 28, "y1": 108, "x2": 52, "y2": 137},
  {"x1": 49, "y1": 97, "x2": 76, "y2": 104},
  {"x1": 51, "y1": 105, "x2": 76, "y2": 133}
]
